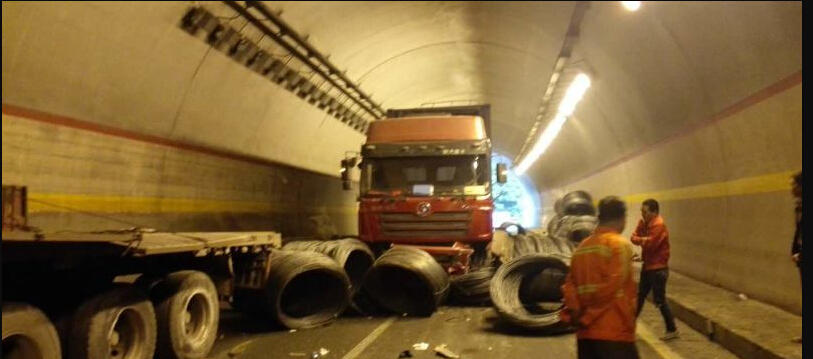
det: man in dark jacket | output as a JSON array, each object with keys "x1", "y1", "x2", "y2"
[
  {"x1": 791, "y1": 171, "x2": 802, "y2": 343},
  {"x1": 791, "y1": 171, "x2": 802, "y2": 279},
  {"x1": 631, "y1": 198, "x2": 678, "y2": 341}
]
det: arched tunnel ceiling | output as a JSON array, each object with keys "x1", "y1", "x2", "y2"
[
  {"x1": 2, "y1": 1, "x2": 802, "y2": 188},
  {"x1": 262, "y1": 0, "x2": 801, "y2": 189}
]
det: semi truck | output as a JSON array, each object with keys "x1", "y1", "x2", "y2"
[
  {"x1": 341, "y1": 105, "x2": 507, "y2": 273},
  {"x1": 1, "y1": 185, "x2": 285, "y2": 359}
]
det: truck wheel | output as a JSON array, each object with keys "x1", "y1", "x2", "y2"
[
  {"x1": 134, "y1": 274, "x2": 163, "y2": 293},
  {"x1": 69, "y1": 286, "x2": 156, "y2": 359},
  {"x1": 152, "y1": 271, "x2": 219, "y2": 359},
  {"x1": 2, "y1": 303, "x2": 62, "y2": 359}
]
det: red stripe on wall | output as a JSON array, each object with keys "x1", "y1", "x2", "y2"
[
  {"x1": 1, "y1": 104, "x2": 339, "y2": 178},
  {"x1": 566, "y1": 70, "x2": 802, "y2": 186}
]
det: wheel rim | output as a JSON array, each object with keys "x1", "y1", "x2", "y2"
[
  {"x1": 108, "y1": 308, "x2": 146, "y2": 359},
  {"x1": 182, "y1": 292, "x2": 210, "y2": 345},
  {"x1": 2, "y1": 334, "x2": 43, "y2": 359}
]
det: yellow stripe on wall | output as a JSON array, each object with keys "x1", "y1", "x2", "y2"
[
  {"x1": 620, "y1": 170, "x2": 796, "y2": 204},
  {"x1": 27, "y1": 193, "x2": 358, "y2": 215}
]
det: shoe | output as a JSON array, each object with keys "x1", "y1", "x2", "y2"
[
  {"x1": 791, "y1": 336, "x2": 802, "y2": 343},
  {"x1": 660, "y1": 330, "x2": 680, "y2": 341}
]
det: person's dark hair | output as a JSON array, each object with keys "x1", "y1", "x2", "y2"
[
  {"x1": 793, "y1": 171, "x2": 802, "y2": 187},
  {"x1": 642, "y1": 198, "x2": 659, "y2": 214},
  {"x1": 598, "y1": 196, "x2": 626, "y2": 223}
]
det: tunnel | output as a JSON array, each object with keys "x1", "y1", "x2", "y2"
[{"x1": 1, "y1": 2, "x2": 802, "y2": 358}]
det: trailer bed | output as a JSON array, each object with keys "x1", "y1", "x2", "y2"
[{"x1": 1, "y1": 230, "x2": 281, "y2": 256}]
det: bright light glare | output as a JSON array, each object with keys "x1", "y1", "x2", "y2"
[
  {"x1": 557, "y1": 74, "x2": 591, "y2": 117},
  {"x1": 515, "y1": 114, "x2": 567, "y2": 175},
  {"x1": 514, "y1": 73, "x2": 591, "y2": 175},
  {"x1": 621, "y1": 1, "x2": 641, "y2": 11}
]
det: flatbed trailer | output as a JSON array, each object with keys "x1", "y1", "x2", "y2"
[{"x1": 2, "y1": 185, "x2": 282, "y2": 359}]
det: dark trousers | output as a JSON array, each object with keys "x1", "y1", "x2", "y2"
[
  {"x1": 577, "y1": 339, "x2": 639, "y2": 359},
  {"x1": 636, "y1": 268, "x2": 677, "y2": 332}
]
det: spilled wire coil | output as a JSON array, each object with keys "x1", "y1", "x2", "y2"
[
  {"x1": 282, "y1": 238, "x2": 374, "y2": 293},
  {"x1": 236, "y1": 250, "x2": 350, "y2": 329},
  {"x1": 510, "y1": 229, "x2": 575, "y2": 261},
  {"x1": 449, "y1": 266, "x2": 496, "y2": 306},
  {"x1": 490, "y1": 254, "x2": 571, "y2": 331},
  {"x1": 362, "y1": 246, "x2": 449, "y2": 316},
  {"x1": 561, "y1": 190, "x2": 595, "y2": 216},
  {"x1": 283, "y1": 238, "x2": 377, "y2": 315}
]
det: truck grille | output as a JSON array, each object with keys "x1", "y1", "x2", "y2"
[{"x1": 379, "y1": 212, "x2": 471, "y2": 239}]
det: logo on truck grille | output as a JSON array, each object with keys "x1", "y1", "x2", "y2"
[{"x1": 416, "y1": 202, "x2": 432, "y2": 216}]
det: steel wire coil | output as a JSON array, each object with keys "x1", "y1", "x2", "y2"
[{"x1": 362, "y1": 246, "x2": 449, "y2": 316}]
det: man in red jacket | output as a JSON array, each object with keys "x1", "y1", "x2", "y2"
[{"x1": 631, "y1": 198, "x2": 678, "y2": 340}]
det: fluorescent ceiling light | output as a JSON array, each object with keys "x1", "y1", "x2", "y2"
[
  {"x1": 557, "y1": 74, "x2": 591, "y2": 117},
  {"x1": 621, "y1": 1, "x2": 641, "y2": 11},
  {"x1": 514, "y1": 73, "x2": 591, "y2": 175}
]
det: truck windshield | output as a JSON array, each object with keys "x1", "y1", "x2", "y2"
[{"x1": 362, "y1": 155, "x2": 489, "y2": 196}]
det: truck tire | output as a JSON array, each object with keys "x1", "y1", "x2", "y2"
[
  {"x1": 2, "y1": 303, "x2": 62, "y2": 359},
  {"x1": 152, "y1": 271, "x2": 219, "y2": 359},
  {"x1": 69, "y1": 286, "x2": 156, "y2": 359}
]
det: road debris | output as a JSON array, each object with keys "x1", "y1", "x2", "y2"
[
  {"x1": 228, "y1": 340, "x2": 254, "y2": 357},
  {"x1": 434, "y1": 344, "x2": 460, "y2": 359},
  {"x1": 412, "y1": 342, "x2": 429, "y2": 351},
  {"x1": 398, "y1": 350, "x2": 414, "y2": 358}
]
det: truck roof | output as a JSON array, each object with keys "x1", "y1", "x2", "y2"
[{"x1": 366, "y1": 115, "x2": 487, "y2": 144}]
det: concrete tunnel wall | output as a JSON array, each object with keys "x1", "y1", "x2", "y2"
[
  {"x1": 2, "y1": 2, "x2": 362, "y2": 236},
  {"x1": 1, "y1": 2, "x2": 802, "y2": 314},
  {"x1": 530, "y1": 2, "x2": 802, "y2": 315},
  {"x1": 543, "y1": 74, "x2": 802, "y2": 315}
]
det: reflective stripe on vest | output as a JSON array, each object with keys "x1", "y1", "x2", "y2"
[{"x1": 573, "y1": 244, "x2": 612, "y2": 258}]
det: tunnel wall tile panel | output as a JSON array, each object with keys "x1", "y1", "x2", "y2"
[{"x1": 1, "y1": 113, "x2": 358, "y2": 237}]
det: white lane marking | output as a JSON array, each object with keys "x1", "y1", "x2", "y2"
[
  {"x1": 637, "y1": 321, "x2": 684, "y2": 359},
  {"x1": 341, "y1": 317, "x2": 398, "y2": 359}
]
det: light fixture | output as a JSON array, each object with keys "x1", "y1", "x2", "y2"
[
  {"x1": 514, "y1": 73, "x2": 591, "y2": 175},
  {"x1": 621, "y1": 1, "x2": 641, "y2": 11}
]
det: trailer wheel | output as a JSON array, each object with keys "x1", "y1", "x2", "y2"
[
  {"x1": 152, "y1": 271, "x2": 219, "y2": 359},
  {"x1": 2, "y1": 303, "x2": 62, "y2": 359},
  {"x1": 69, "y1": 286, "x2": 156, "y2": 359}
]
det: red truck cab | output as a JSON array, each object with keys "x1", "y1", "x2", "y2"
[{"x1": 342, "y1": 106, "x2": 507, "y2": 273}]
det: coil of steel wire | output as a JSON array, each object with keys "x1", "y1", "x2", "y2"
[
  {"x1": 235, "y1": 250, "x2": 350, "y2": 329},
  {"x1": 561, "y1": 190, "x2": 596, "y2": 216},
  {"x1": 283, "y1": 238, "x2": 374, "y2": 294},
  {"x1": 283, "y1": 238, "x2": 378, "y2": 315},
  {"x1": 449, "y1": 266, "x2": 496, "y2": 306},
  {"x1": 362, "y1": 246, "x2": 449, "y2": 316},
  {"x1": 489, "y1": 253, "x2": 571, "y2": 331}
]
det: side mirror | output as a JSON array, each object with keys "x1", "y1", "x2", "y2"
[
  {"x1": 340, "y1": 158, "x2": 357, "y2": 191},
  {"x1": 496, "y1": 163, "x2": 508, "y2": 184}
]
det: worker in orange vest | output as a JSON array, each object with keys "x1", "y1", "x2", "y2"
[{"x1": 561, "y1": 196, "x2": 638, "y2": 359}]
